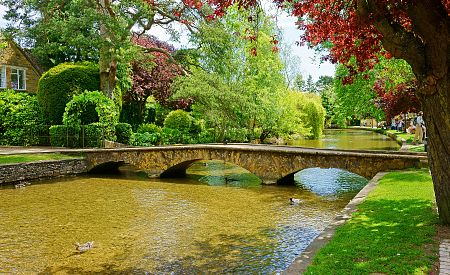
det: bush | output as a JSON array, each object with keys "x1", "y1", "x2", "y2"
[
  {"x1": 224, "y1": 128, "x2": 248, "y2": 143},
  {"x1": 81, "y1": 123, "x2": 104, "y2": 148},
  {"x1": 115, "y1": 123, "x2": 133, "y2": 144},
  {"x1": 137, "y1": 123, "x2": 162, "y2": 134},
  {"x1": 49, "y1": 125, "x2": 80, "y2": 147},
  {"x1": 37, "y1": 62, "x2": 100, "y2": 125},
  {"x1": 161, "y1": 127, "x2": 194, "y2": 144},
  {"x1": 164, "y1": 110, "x2": 192, "y2": 132},
  {"x1": 0, "y1": 90, "x2": 45, "y2": 145},
  {"x1": 131, "y1": 132, "x2": 160, "y2": 146},
  {"x1": 63, "y1": 91, "x2": 119, "y2": 141}
]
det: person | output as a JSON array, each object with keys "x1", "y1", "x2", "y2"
[
  {"x1": 397, "y1": 119, "x2": 404, "y2": 132},
  {"x1": 407, "y1": 119, "x2": 415, "y2": 134},
  {"x1": 413, "y1": 111, "x2": 424, "y2": 144},
  {"x1": 390, "y1": 118, "x2": 397, "y2": 130}
]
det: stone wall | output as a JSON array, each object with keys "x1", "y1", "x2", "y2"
[{"x1": 0, "y1": 159, "x2": 88, "y2": 185}]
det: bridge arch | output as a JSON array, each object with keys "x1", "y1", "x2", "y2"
[{"x1": 160, "y1": 159, "x2": 263, "y2": 183}]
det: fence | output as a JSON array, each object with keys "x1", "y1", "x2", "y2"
[{"x1": 0, "y1": 125, "x2": 108, "y2": 148}]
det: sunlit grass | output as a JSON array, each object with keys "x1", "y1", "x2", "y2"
[
  {"x1": 387, "y1": 130, "x2": 414, "y2": 144},
  {"x1": 305, "y1": 169, "x2": 438, "y2": 275},
  {"x1": 0, "y1": 153, "x2": 79, "y2": 164}
]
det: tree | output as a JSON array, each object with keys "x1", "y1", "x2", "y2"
[
  {"x1": 293, "y1": 74, "x2": 305, "y2": 91},
  {"x1": 304, "y1": 75, "x2": 317, "y2": 93},
  {"x1": 123, "y1": 35, "x2": 189, "y2": 123},
  {"x1": 1, "y1": 0, "x2": 202, "y2": 98}
]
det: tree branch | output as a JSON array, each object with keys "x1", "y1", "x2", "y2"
[{"x1": 358, "y1": 0, "x2": 426, "y2": 76}]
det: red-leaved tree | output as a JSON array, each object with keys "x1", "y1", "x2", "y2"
[
  {"x1": 124, "y1": 35, "x2": 191, "y2": 122},
  {"x1": 373, "y1": 80, "x2": 421, "y2": 122}
]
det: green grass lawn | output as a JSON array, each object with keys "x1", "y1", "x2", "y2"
[
  {"x1": 387, "y1": 129, "x2": 415, "y2": 144},
  {"x1": 305, "y1": 169, "x2": 438, "y2": 275},
  {"x1": 0, "y1": 153, "x2": 80, "y2": 164}
]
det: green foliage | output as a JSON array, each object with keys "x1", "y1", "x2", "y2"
[
  {"x1": 299, "y1": 94, "x2": 326, "y2": 139},
  {"x1": 63, "y1": 91, "x2": 119, "y2": 141},
  {"x1": 49, "y1": 125, "x2": 80, "y2": 147},
  {"x1": 163, "y1": 110, "x2": 192, "y2": 132},
  {"x1": 131, "y1": 132, "x2": 160, "y2": 146},
  {"x1": 132, "y1": 123, "x2": 162, "y2": 146},
  {"x1": 81, "y1": 123, "x2": 104, "y2": 148},
  {"x1": 37, "y1": 62, "x2": 100, "y2": 125},
  {"x1": 115, "y1": 123, "x2": 133, "y2": 144},
  {"x1": 0, "y1": 90, "x2": 45, "y2": 145},
  {"x1": 137, "y1": 123, "x2": 162, "y2": 135}
]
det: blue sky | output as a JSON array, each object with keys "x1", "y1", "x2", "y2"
[{"x1": 0, "y1": 4, "x2": 335, "y2": 81}]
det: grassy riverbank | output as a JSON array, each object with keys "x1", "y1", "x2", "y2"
[
  {"x1": 0, "y1": 153, "x2": 79, "y2": 164},
  {"x1": 305, "y1": 169, "x2": 438, "y2": 274}
]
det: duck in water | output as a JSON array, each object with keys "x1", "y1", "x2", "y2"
[
  {"x1": 75, "y1": 241, "x2": 94, "y2": 252},
  {"x1": 289, "y1": 198, "x2": 302, "y2": 205}
]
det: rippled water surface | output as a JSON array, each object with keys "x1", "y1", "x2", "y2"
[
  {"x1": 0, "y1": 162, "x2": 368, "y2": 274},
  {"x1": 288, "y1": 129, "x2": 400, "y2": 150}
]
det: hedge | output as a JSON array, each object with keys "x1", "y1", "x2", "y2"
[
  {"x1": 115, "y1": 123, "x2": 133, "y2": 144},
  {"x1": 49, "y1": 125, "x2": 80, "y2": 148},
  {"x1": 63, "y1": 91, "x2": 119, "y2": 141},
  {"x1": 37, "y1": 62, "x2": 100, "y2": 125}
]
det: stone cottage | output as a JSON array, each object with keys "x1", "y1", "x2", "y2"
[{"x1": 0, "y1": 39, "x2": 43, "y2": 93}]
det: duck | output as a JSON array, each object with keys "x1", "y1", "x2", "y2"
[
  {"x1": 75, "y1": 241, "x2": 94, "y2": 252},
  {"x1": 14, "y1": 183, "x2": 26, "y2": 189},
  {"x1": 289, "y1": 198, "x2": 302, "y2": 205}
]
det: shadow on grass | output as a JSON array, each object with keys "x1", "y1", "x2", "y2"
[{"x1": 306, "y1": 198, "x2": 438, "y2": 275}]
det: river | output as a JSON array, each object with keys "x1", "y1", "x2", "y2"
[{"x1": 0, "y1": 129, "x2": 393, "y2": 273}]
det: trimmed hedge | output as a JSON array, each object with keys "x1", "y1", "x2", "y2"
[
  {"x1": 63, "y1": 91, "x2": 119, "y2": 141},
  {"x1": 115, "y1": 123, "x2": 133, "y2": 144},
  {"x1": 37, "y1": 62, "x2": 100, "y2": 125},
  {"x1": 81, "y1": 123, "x2": 104, "y2": 148},
  {"x1": 49, "y1": 125, "x2": 80, "y2": 147}
]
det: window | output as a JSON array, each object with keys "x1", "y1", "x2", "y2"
[
  {"x1": 11, "y1": 68, "x2": 26, "y2": 90},
  {"x1": 0, "y1": 66, "x2": 6, "y2": 88}
]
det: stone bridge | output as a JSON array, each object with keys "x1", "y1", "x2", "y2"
[{"x1": 80, "y1": 144, "x2": 427, "y2": 184}]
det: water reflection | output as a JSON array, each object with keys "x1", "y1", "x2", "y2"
[
  {"x1": 294, "y1": 168, "x2": 368, "y2": 199},
  {"x1": 0, "y1": 163, "x2": 366, "y2": 273},
  {"x1": 288, "y1": 129, "x2": 400, "y2": 151}
]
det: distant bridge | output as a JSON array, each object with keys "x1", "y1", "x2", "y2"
[{"x1": 79, "y1": 144, "x2": 427, "y2": 184}]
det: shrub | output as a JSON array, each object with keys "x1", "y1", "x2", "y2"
[
  {"x1": 49, "y1": 125, "x2": 80, "y2": 147},
  {"x1": 37, "y1": 62, "x2": 100, "y2": 125},
  {"x1": 120, "y1": 102, "x2": 142, "y2": 130},
  {"x1": 163, "y1": 110, "x2": 192, "y2": 132},
  {"x1": 137, "y1": 123, "x2": 162, "y2": 134},
  {"x1": 131, "y1": 132, "x2": 160, "y2": 146},
  {"x1": 63, "y1": 91, "x2": 119, "y2": 141},
  {"x1": 161, "y1": 127, "x2": 194, "y2": 144},
  {"x1": 81, "y1": 123, "x2": 105, "y2": 148},
  {"x1": 115, "y1": 123, "x2": 133, "y2": 144},
  {"x1": 224, "y1": 128, "x2": 248, "y2": 143},
  {"x1": 0, "y1": 90, "x2": 45, "y2": 145}
]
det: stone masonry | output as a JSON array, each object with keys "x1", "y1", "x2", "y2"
[{"x1": 0, "y1": 158, "x2": 88, "y2": 184}]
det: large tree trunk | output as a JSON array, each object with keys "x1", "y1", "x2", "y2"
[
  {"x1": 361, "y1": 0, "x2": 450, "y2": 224},
  {"x1": 97, "y1": 0, "x2": 117, "y2": 100},
  {"x1": 420, "y1": 75, "x2": 450, "y2": 224},
  {"x1": 99, "y1": 51, "x2": 117, "y2": 99}
]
